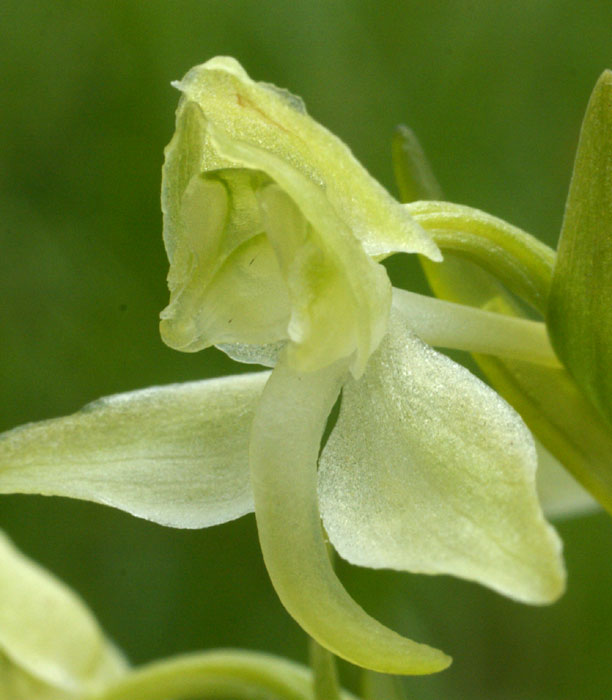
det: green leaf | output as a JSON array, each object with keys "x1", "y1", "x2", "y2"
[
  {"x1": 0, "y1": 531, "x2": 126, "y2": 695},
  {"x1": 548, "y1": 70, "x2": 612, "y2": 425},
  {"x1": 248, "y1": 351, "x2": 451, "y2": 675},
  {"x1": 319, "y1": 311, "x2": 565, "y2": 604},
  {"x1": 0, "y1": 373, "x2": 270, "y2": 528}
]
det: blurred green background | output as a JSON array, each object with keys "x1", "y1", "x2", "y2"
[{"x1": 1, "y1": 2, "x2": 612, "y2": 698}]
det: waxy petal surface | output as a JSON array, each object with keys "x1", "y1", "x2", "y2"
[
  {"x1": 319, "y1": 312, "x2": 565, "y2": 604},
  {"x1": 0, "y1": 374, "x2": 268, "y2": 528}
]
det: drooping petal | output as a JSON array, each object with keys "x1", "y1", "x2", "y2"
[
  {"x1": 319, "y1": 311, "x2": 565, "y2": 604},
  {"x1": 249, "y1": 352, "x2": 450, "y2": 675},
  {"x1": 0, "y1": 531, "x2": 126, "y2": 695},
  {"x1": 0, "y1": 373, "x2": 269, "y2": 528}
]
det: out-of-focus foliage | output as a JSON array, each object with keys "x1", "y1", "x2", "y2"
[{"x1": 1, "y1": 2, "x2": 612, "y2": 698}]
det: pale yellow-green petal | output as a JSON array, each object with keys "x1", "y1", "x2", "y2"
[
  {"x1": 249, "y1": 352, "x2": 450, "y2": 675},
  {"x1": 0, "y1": 373, "x2": 269, "y2": 528},
  {"x1": 0, "y1": 531, "x2": 126, "y2": 695},
  {"x1": 319, "y1": 311, "x2": 565, "y2": 604},
  {"x1": 175, "y1": 57, "x2": 439, "y2": 260}
]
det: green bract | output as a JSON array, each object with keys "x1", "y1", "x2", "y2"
[{"x1": 0, "y1": 57, "x2": 571, "y2": 676}]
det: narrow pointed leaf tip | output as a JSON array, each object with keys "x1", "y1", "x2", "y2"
[
  {"x1": 0, "y1": 374, "x2": 268, "y2": 528},
  {"x1": 160, "y1": 56, "x2": 439, "y2": 375},
  {"x1": 548, "y1": 69, "x2": 612, "y2": 425}
]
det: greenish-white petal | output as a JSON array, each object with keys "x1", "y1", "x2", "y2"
[
  {"x1": 418, "y1": 252, "x2": 612, "y2": 514},
  {"x1": 174, "y1": 57, "x2": 439, "y2": 260},
  {"x1": 319, "y1": 311, "x2": 565, "y2": 604},
  {"x1": 535, "y1": 442, "x2": 598, "y2": 520},
  {"x1": 249, "y1": 352, "x2": 450, "y2": 675},
  {"x1": 392, "y1": 122, "x2": 606, "y2": 518},
  {"x1": 548, "y1": 70, "x2": 612, "y2": 425},
  {"x1": 0, "y1": 531, "x2": 126, "y2": 695},
  {"x1": 0, "y1": 373, "x2": 269, "y2": 528}
]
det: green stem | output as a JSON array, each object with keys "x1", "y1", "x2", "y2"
[
  {"x1": 392, "y1": 287, "x2": 560, "y2": 367},
  {"x1": 361, "y1": 670, "x2": 408, "y2": 700},
  {"x1": 84, "y1": 650, "x2": 356, "y2": 700},
  {"x1": 309, "y1": 637, "x2": 341, "y2": 700},
  {"x1": 392, "y1": 125, "x2": 444, "y2": 203}
]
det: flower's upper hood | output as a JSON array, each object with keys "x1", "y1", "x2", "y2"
[{"x1": 160, "y1": 56, "x2": 440, "y2": 375}]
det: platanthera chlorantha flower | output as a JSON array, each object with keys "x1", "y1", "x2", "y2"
[
  {"x1": 0, "y1": 531, "x2": 350, "y2": 700},
  {"x1": 0, "y1": 56, "x2": 579, "y2": 675}
]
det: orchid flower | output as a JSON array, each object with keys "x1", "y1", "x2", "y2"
[
  {"x1": 1, "y1": 56, "x2": 581, "y2": 676},
  {"x1": 0, "y1": 531, "x2": 357, "y2": 700}
]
